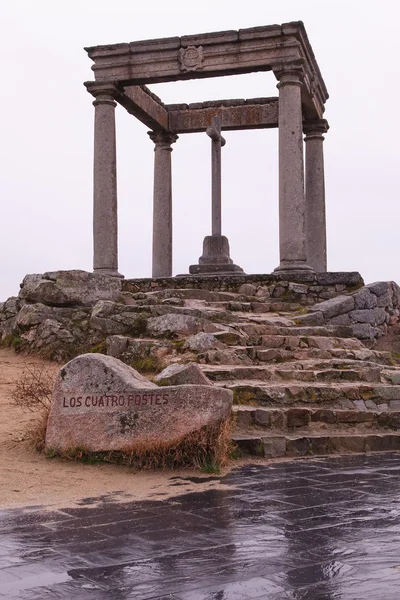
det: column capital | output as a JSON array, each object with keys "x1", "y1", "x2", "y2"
[
  {"x1": 84, "y1": 81, "x2": 122, "y2": 106},
  {"x1": 275, "y1": 65, "x2": 304, "y2": 90},
  {"x1": 303, "y1": 119, "x2": 329, "y2": 140},
  {"x1": 148, "y1": 130, "x2": 178, "y2": 149}
]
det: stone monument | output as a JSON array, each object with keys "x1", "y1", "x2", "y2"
[
  {"x1": 45, "y1": 354, "x2": 233, "y2": 453},
  {"x1": 84, "y1": 22, "x2": 329, "y2": 278},
  {"x1": 189, "y1": 116, "x2": 244, "y2": 275}
]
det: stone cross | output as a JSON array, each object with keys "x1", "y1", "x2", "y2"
[{"x1": 206, "y1": 116, "x2": 226, "y2": 236}]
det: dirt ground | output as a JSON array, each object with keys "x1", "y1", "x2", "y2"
[{"x1": 0, "y1": 349, "x2": 239, "y2": 510}]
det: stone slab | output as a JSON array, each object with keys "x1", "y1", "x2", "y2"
[
  {"x1": 45, "y1": 354, "x2": 232, "y2": 452},
  {"x1": 19, "y1": 270, "x2": 122, "y2": 308}
]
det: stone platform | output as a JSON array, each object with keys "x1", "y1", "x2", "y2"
[{"x1": 1, "y1": 269, "x2": 400, "y2": 459}]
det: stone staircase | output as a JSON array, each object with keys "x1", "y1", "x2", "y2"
[{"x1": 122, "y1": 274, "x2": 400, "y2": 459}]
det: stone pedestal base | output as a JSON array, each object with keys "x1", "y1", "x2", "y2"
[
  {"x1": 274, "y1": 260, "x2": 313, "y2": 273},
  {"x1": 94, "y1": 268, "x2": 125, "y2": 279},
  {"x1": 189, "y1": 235, "x2": 244, "y2": 275}
]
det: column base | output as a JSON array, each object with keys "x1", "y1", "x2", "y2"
[
  {"x1": 189, "y1": 235, "x2": 244, "y2": 275},
  {"x1": 189, "y1": 263, "x2": 244, "y2": 275},
  {"x1": 274, "y1": 260, "x2": 314, "y2": 273},
  {"x1": 93, "y1": 268, "x2": 125, "y2": 279}
]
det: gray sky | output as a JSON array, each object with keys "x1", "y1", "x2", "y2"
[{"x1": 1, "y1": 0, "x2": 399, "y2": 301}]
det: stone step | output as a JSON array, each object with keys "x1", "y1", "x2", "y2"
[
  {"x1": 217, "y1": 381, "x2": 400, "y2": 409},
  {"x1": 233, "y1": 405, "x2": 400, "y2": 430},
  {"x1": 143, "y1": 288, "x2": 241, "y2": 303},
  {"x1": 255, "y1": 334, "x2": 364, "y2": 351},
  {"x1": 238, "y1": 346, "x2": 393, "y2": 365},
  {"x1": 149, "y1": 304, "x2": 234, "y2": 323},
  {"x1": 233, "y1": 431, "x2": 400, "y2": 458},
  {"x1": 202, "y1": 364, "x2": 384, "y2": 383},
  {"x1": 242, "y1": 324, "x2": 355, "y2": 339},
  {"x1": 209, "y1": 301, "x2": 303, "y2": 313}
]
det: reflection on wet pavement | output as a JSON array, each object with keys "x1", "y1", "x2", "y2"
[{"x1": 1, "y1": 453, "x2": 400, "y2": 599}]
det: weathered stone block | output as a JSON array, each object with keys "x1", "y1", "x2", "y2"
[
  {"x1": 270, "y1": 410, "x2": 285, "y2": 429},
  {"x1": 183, "y1": 332, "x2": 224, "y2": 352},
  {"x1": 364, "y1": 435, "x2": 400, "y2": 452},
  {"x1": 286, "y1": 437, "x2": 311, "y2": 456},
  {"x1": 286, "y1": 408, "x2": 311, "y2": 428},
  {"x1": 376, "y1": 292, "x2": 392, "y2": 308},
  {"x1": 349, "y1": 309, "x2": 377, "y2": 325},
  {"x1": 235, "y1": 409, "x2": 253, "y2": 428},
  {"x1": 353, "y1": 288, "x2": 377, "y2": 310},
  {"x1": 2, "y1": 297, "x2": 20, "y2": 317},
  {"x1": 311, "y1": 409, "x2": 337, "y2": 424},
  {"x1": 316, "y1": 272, "x2": 363, "y2": 287},
  {"x1": 288, "y1": 282, "x2": 308, "y2": 295},
  {"x1": 238, "y1": 283, "x2": 257, "y2": 296},
  {"x1": 310, "y1": 295, "x2": 355, "y2": 319},
  {"x1": 262, "y1": 436, "x2": 286, "y2": 458},
  {"x1": 154, "y1": 363, "x2": 212, "y2": 386},
  {"x1": 90, "y1": 301, "x2": 148, "y2": 336},
  {"x1": 367, "y1": 281, "x2": 390, "y2": 297},
  {"x1": 294, "y1": 312, "x2": 324, "y2": 326},
  {"x1": 328, "y1": 436, "x2": 365, "y2": 453},
  {"x1": 106, "y1": 335, "x2": 129, "y2": 357},
  {"x1": 213, "y1": 330, "x2": 246, "y2": 346},
  {"x1": 46, "y1": 354, "x2": 232, "y2": 452},
  {"x1": 254, "y1": 409, "x2": 271, "y2": 427},
  {"x1": 15, "y1": 303, "x2": 51, "y2": 329},
  {"x1": 374, "y1": 307, "x2": 387, "y2": 326},
  {"x1": 349, "y1": 324, "x2": 374, "y2": 340},
  {"x1": 377, "y1": 412, "x2": 400, "y2": 429},
  {"x1": 20, "y1": 270, "x2": 123, "y2": 307},
  {"x1": 329, "y1": 314, "x2": 352, "y2": 326},
  {"x1": 234, "y1": 436, "x2": 264, "y2": 456},
  {"x1": 147, "y1": 314, "x2": 221, "y2": 337},
  {"x1": 310, "y1": 437, "x2": 330, "y2": 455}
]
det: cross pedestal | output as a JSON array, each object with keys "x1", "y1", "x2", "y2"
[{"x1": 189, "y1": 116, "x2": 244, "y2": 276}]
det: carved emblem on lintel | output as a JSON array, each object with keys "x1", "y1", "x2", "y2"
[{"x1": 179, "y1": 46, "x2": 204, "y2": 72}]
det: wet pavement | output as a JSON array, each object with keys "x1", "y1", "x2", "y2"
[{"x1": 1, "y1": 454, "x2": 400, "y2": 599}]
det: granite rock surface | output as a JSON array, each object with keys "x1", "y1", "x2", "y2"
[{"x1": 45, "y1": 353, "x2": 232, "y2": 452}]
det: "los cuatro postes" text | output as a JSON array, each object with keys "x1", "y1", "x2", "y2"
[{"x1": 62, "y1": 393, "x2": 170, "y2": 409}]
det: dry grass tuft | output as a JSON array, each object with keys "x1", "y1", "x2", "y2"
[
  {"x1": 11, "y1": 363, "x2": 54, "y2": 412},
  {"x1": 25, "y1": 407, "x2": 51, "y2": 452},
  {"x1": 11, "y1": 363, "x2": 55, "y2": 451}
]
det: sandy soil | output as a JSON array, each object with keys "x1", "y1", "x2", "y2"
[{"x1": 0, "y1": 349, "x2": 239, "y2": 510}]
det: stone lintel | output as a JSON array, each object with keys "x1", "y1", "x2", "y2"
[
  {"x1": 85, "y1": 22, "x2": 327, "y2": 119},
  {"x1": 118, "y1": 85, "x2": 169, "y2": 131},
  {"x1": 168, "y1": 98, "x2": 279, "y2": 133}
]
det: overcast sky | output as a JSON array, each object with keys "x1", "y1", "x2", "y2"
[{"x1": 1, "y1": 0, "x2": 399, "y2": 301}]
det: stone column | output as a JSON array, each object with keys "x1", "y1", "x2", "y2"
[
  {"x1": 89, "y1": 83, "x2": 123, "y2": 278},
  {"x1": 274, "y1": 69, "x2": 312, "y2": 272},
  {"x1": 148, "y1": 131, "x2": 178, "y2": 278},
  {"x1": 303, "y1": 119, "x2": 329, "y2": 272}
]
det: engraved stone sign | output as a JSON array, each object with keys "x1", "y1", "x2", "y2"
[{"x1": 45, "y1": 353, "x2": 233, "y2": 452}]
